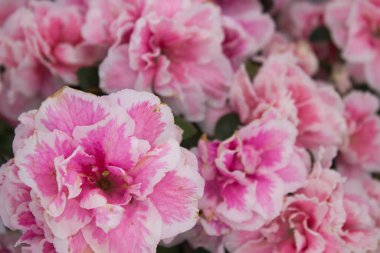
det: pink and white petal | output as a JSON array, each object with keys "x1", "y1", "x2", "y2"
[
  {"x1": 79, "y1": 189, "x2": 107, "y2": 210},
  {"x1": 365, "y1": 56, "x2": 380, "y2": 93},
  {"x1": 324, "y1": 1, "x2": 351, "y2": 48},
  {"x1": 343, "y1": 36, "x2": 376, "y2": 63},
  {"x1": 240, "y1": 12, "x2": 275, "y2": 51},
  {"x1": 99, "y1": 45, "x2": 139, "y2": 93},
  {"x1": 252, "y1": 172, "x2": 285, "y2": 220},
  {"x1": 54, "y1": 232, "x2": 93, "y2": 253},
  {"x1": 344, "y1": 91, "x2": 379, "y2": 121},
  {"x1": 82, "y1": 200, "x2": 162, "y2": 253},
  {"x1": 13, "y1": 110, "x2": 37, "y2": 151},
  {"x1": 73, "y1": 115, "x2": 138, "y2": 170},
  {"x1": 16, "y1": 131, "x2": 76, "y2": 209},
  {"x1": 35, "y1": 87, "x2": 109, "y2": 135},
  {"x1": 104, "y1": 89, "x2": 179, "y2": 144},
  {"x1": 149, "y1": 149, "x2": 204, "y2": 239},
  {"x1": 240, "y1": 117, "x2": 297, "y2": 170},
  {"x1": 188, "y1": 54, "x2": 233, "y2": 108},
  {"x1": 45, "y1": 199, "x2": 92, "y2": 239},
  {"x1": 130, "y1": 139, "x2": 182, "y2": 199},
  {"x1": 94, "y1": 205, "x2": 124, "y2": 233},
  {"x1": 216, "y1": 183, "x2": 254, "y2": 224},
  {"x1": 276, "y1": 149, "x2": 309, "y2": 193}
]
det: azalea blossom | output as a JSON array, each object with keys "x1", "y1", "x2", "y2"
[
  {"x1": 196, "y1": 111, "x2": 308, "y2": 236},
  {"x1": 264, "y1": 33, "x2": 319, "y2": 75},
  {"x1": 0, "y1": 6, "x2": 63, "y2": 123},
  {"x1": 338, "y1": 91, "x2": 380, "y2": 172},
  {"x1": 213, "y1": 0, "x2": 274, "y2": 68},
  {"x1": 325, "y1": 0, "x2": 380, "y2": 92},
  {"x1": 99, "y1": 0, "x2": 233, "y2": 122},
  {"x1": 23, "y1": 1, "x2": 105, "y2": 83},
  {"x1": 0, "y1": 87, "x2": 204, "y2": 253},
  {"x1": 230, "y1": 54, "x2": 347, "y2": 150},
  {"x1": 82, "y1": 0, "x2": 149, "y2": 46}
]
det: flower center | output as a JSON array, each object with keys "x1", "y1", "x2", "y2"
[{"x1": 97, "y1": 171, "x2": 112, "y2": 192}]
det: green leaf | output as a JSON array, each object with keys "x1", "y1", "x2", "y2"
[
  {"x1": 214, "y1": 113, "x2": 240, "y2": 140},
  {"x1": 157, "y1": 246, "x2": 181, "y2": 253},
  {"x1": 76, "y1": 66, "x2": 104, "y2": 95},
  {"x1": 245, "y1": 60, "x2": 261, "y2": 80},
  {"x1": 309, "y1": 26, "x2": 331, "y2": 42},
  {"x1": 174, "y1": 116, "x2": 198, "y2": 141},
  {"x1": 0, "y1": 120, "x2": 14, "y2": 164}
]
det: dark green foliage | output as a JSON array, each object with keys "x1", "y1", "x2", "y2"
[
  {"x1": 174, "y1": 116, "x2": 202, "y2": 149},
  {"x1": 0, "y1": 120, "x2": 14, "y2": 164},
  {"x1": 214, "y1": 113, "x2": 240, "y2": 141},
  {"x1": 76, "y1": 66, "x2": 104, "y2": 95},
  {"x1": 309, "y1": 26, "x2": 331, "y2": 42},
  {"x1": 245, "y1": 60, "x2": 261, "y2": 80}
]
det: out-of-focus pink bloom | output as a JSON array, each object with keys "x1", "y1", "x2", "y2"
[
  {"x1": 0, "y1": 0, "x2": 26, "y2": 25},
  {"x1": 23, "y1": 1, "x2": 105, "y2": 83},
  {"x1": 339, "y1": 170, "x2": 380, "y2": 252},
  {"x1": 226, "y1": 151, "x2": 380, "y2": 253},
  {"x1": 230, "y1": 54, "x2": 347, "y2": 150},
  {"x1": 279, "y1": 1, "x2": 326, "y2": 39},
  {"x1": 226, "y1": 161, "x2": 349, "y2": 253},
  {"x1": 0, "y1": 8, "x2": 63, "y2": 123},
  {"x1": 82, "y1": 0, "x2": 148, "y2": 46},
  {"x1": 213, "y1": 0, "x2": 274, "y2": 68},
  {"x1": 100, "y1": 0, "x2": 233, "y2": 122},
  {"x1": 0, "y1": 87, "x2": 204, "y2": 253},
  {"x1": 264, "y1": 33, "x2": 319, "y2": 75},
  {"x1": 324, "y1": 0, "x2": 352, "y2": 48},
  {"x1": 325, "y1": 0, "x2": 380, "y2": 92},
  {"x1": 338, "y1": 91, "x2": 380, "y2": 172},
  {"x1": 196, "y1": 112, "x2": 308, "y2": 236}
]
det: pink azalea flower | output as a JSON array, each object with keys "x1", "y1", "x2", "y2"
[
  {"x1": 0, "y1": 0, "x2": 26, "y2": 25},
  {"x1": 22, "y1": 1, "x2": 105, "y2": 83},
  {"x1": 82, "y1": 0, "x2": 148, "y2": 46},
  {"x1": 0, "y1": 87, "x2": 204, "y2": 253},
  {"x1": 226, "y1": 150, "x2": 380, "y2": 253},
  {"x1": 325, "y1": 0, "x2": 380, "y2": 92},
  {"x1": 337, "y1": 169, "x2": 380, "y2": 252},
  {"x1": 279, "y1": 1, "x2": 326, "y2": 39},
  {"x1": 226, "y1": 161, "x2": 349, "y2": 253},
  {"x1": 196, "y1": 112, "x2": 309, "y2": 236},
  {"x1": 99, "y1": 0, "x2": 233, "y2": 121},
  {"x1": 0, "y1": 8, "x2": 63, "y2": 123},
  {"x1": 338, "y1": 91, "x2": 380, "y2": 172},
  {"x1": 264, "y1": 33, "x2": 319, "y2": 75},
  {"x1": 0, "y1": 160, "x2": 54, "y2": 252},
  {"x1": 214, "y1": 0, "x2": 274, "y2": 68},
  {"x1": 230, "y1": 54, "x2": 347, "y2": 150}
]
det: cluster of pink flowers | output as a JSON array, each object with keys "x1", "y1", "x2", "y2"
[{"x1": 1, "y1": 0, "x2": 380, "y2": 253}]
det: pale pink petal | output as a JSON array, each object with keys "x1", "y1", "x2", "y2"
[
  {"x1": 36, "y1": 87, "x2": 109, "y2": 135},
  {"x1": 130, "y1": 139, "x2": 182, "y2": 199},
  {"x1": 99, "y1": 45, "x2": 139, "y2": 93},
  {"x1": 45, "y1": 199, "x2": 92, "y2": 239},
  {"x1": 104, "y1": 89, "x2": 179, "y2": 144},
  {"x1": 149, "y1": 149, "x2": 204, "y2": 239},
  {"x1": 82, "y1": 201, "x2": 162, "y2": 253}
]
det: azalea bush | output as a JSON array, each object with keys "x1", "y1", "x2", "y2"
[{"x1": 1, "y1": 0, "x2": 380, "y2": 253}]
